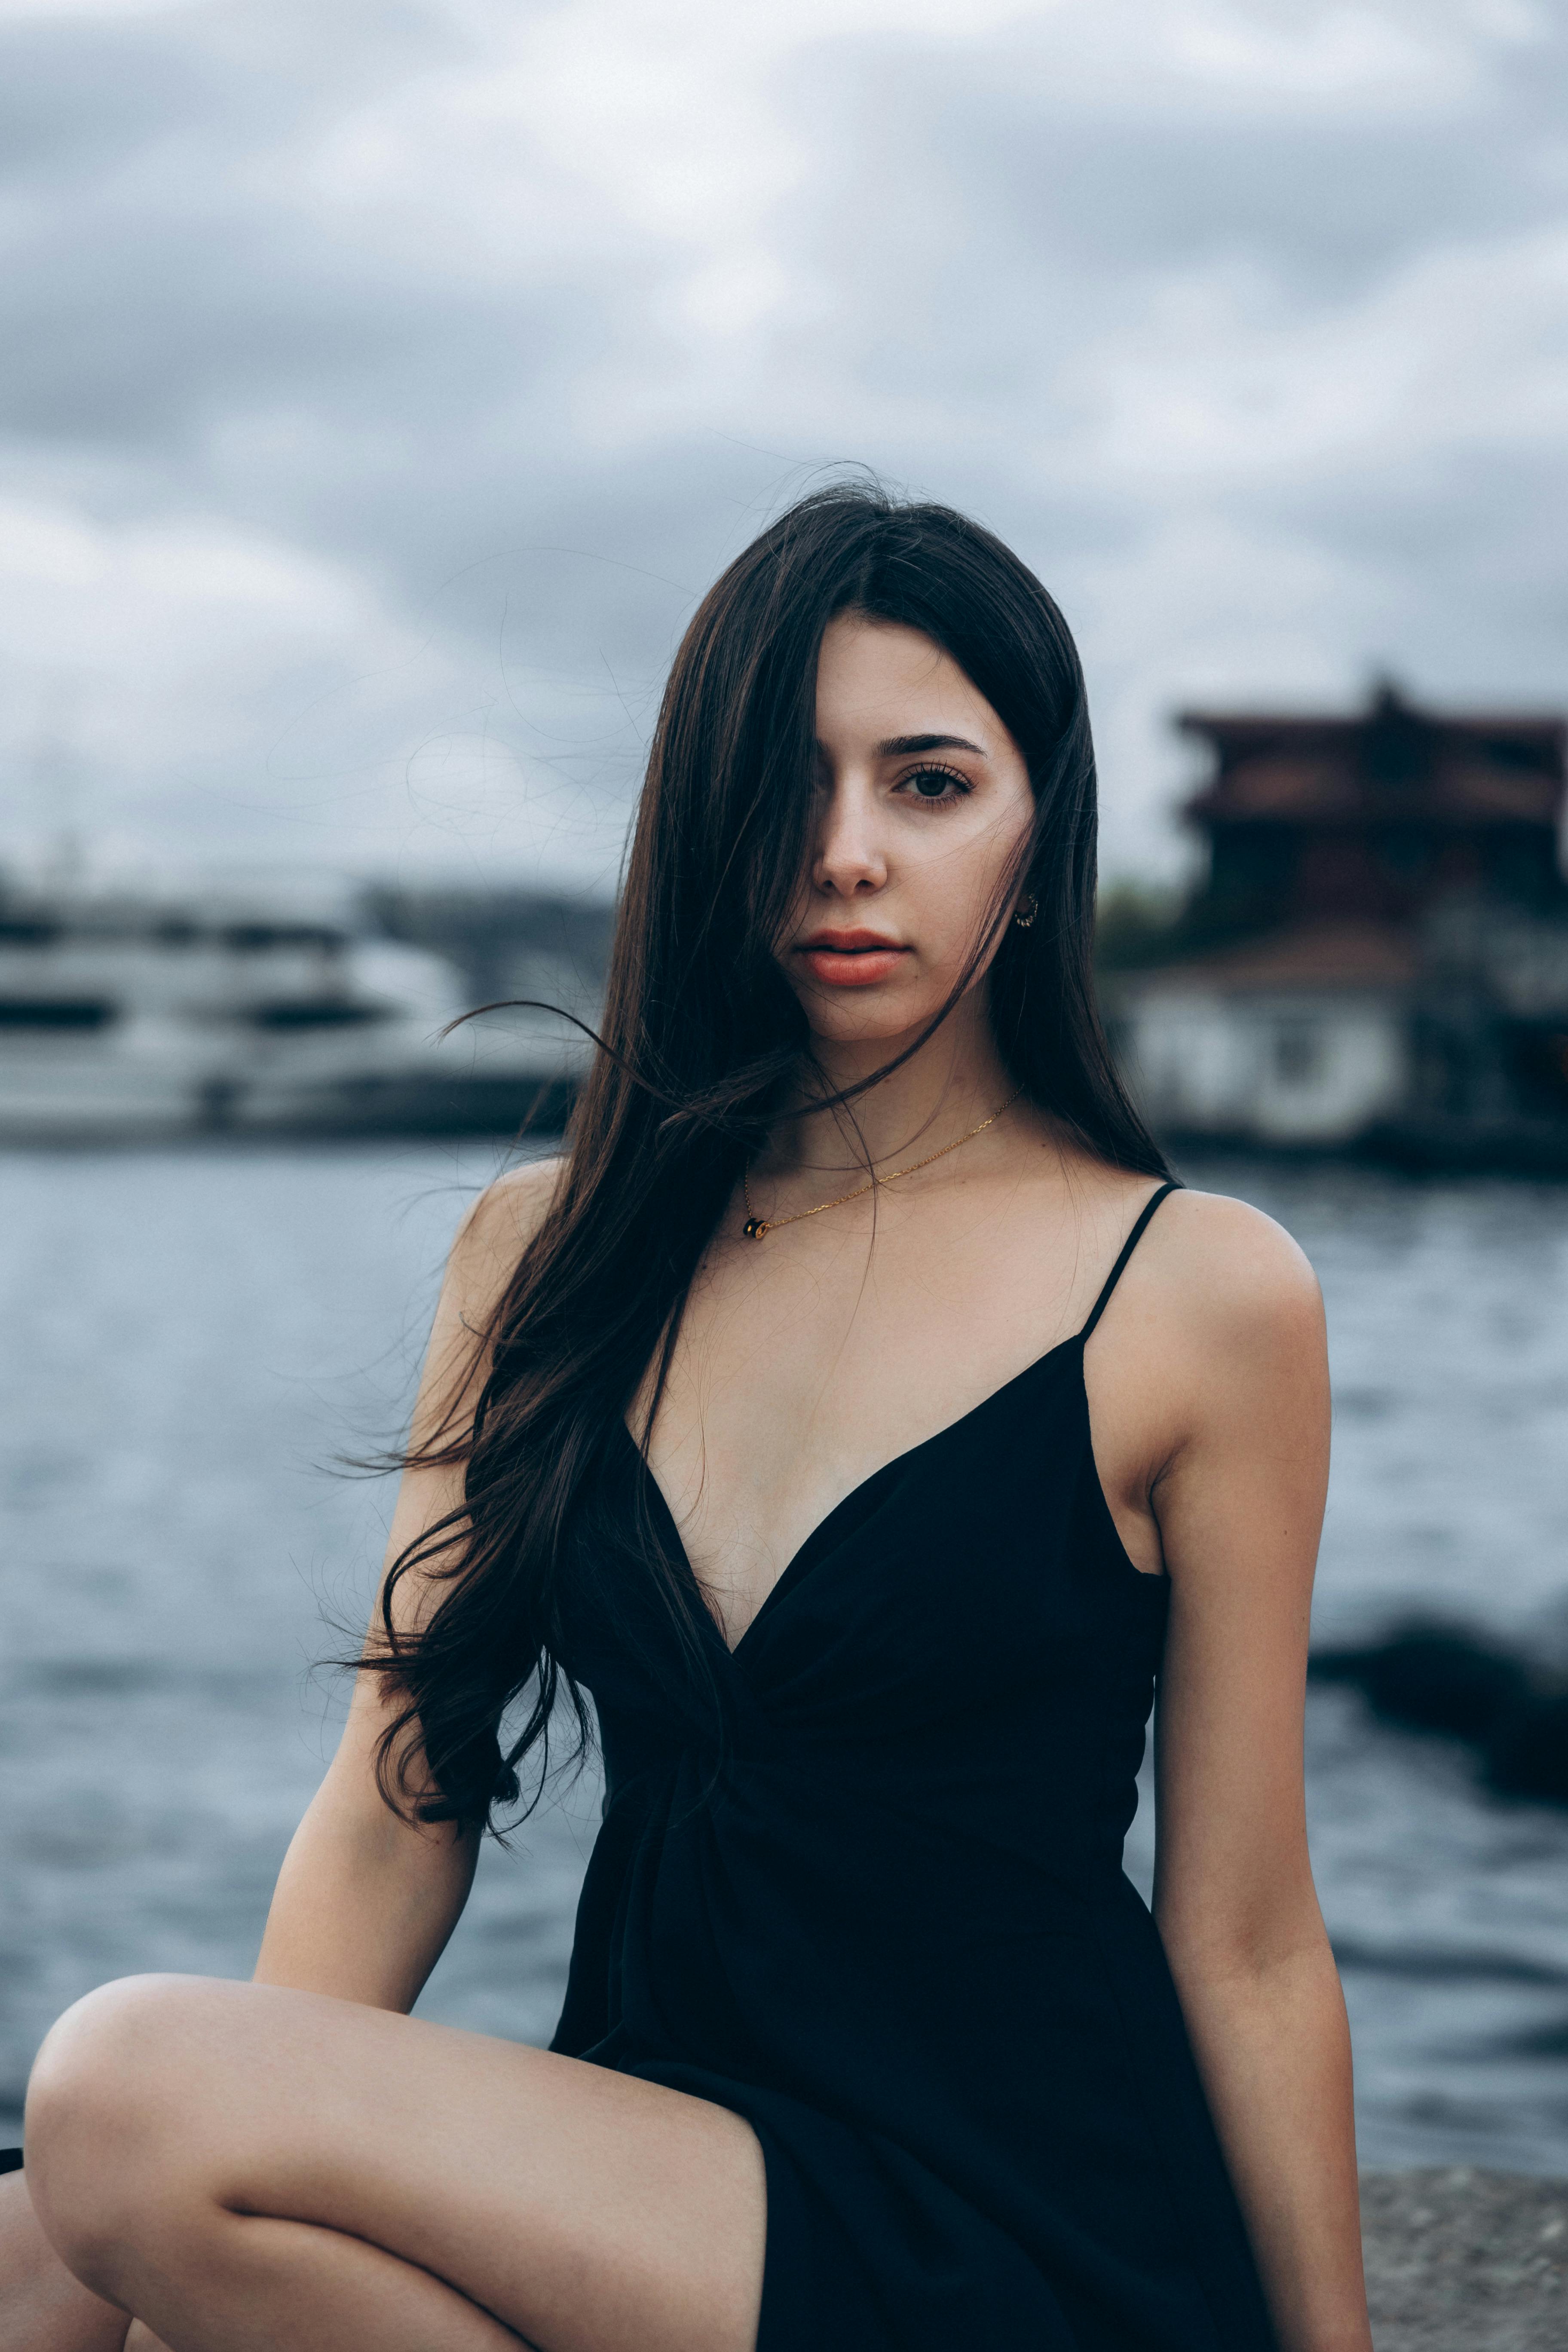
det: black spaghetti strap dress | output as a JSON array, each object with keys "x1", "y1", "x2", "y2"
[{"x1": 551, "y1": 1183, "x2": 1279, "y2": 2350}]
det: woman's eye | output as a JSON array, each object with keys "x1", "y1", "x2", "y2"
[{"x1": 898, "y1": 765, "x2": 971, "y2": 807}]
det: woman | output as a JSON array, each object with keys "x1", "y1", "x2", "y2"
[{"x1": 5, "y1": 485, "x2": 1370, "y2": 2351}]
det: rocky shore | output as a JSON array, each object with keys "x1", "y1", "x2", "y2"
[{"x1": 1362, "y1": 2169, "x2": 1568, "y2": 2349}]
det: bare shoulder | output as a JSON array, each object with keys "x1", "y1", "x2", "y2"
[
  {"x1": 445, "y1": 1155, "x2": 567, "y2": 1317},
  {"x1": 458, "y1": 1153, "x2": 567, "y2": 1248},
  {"x1": 408, "y1": 1155, "x2": 567, "y2": 1436},
  {"x1": 1079, "y1": 1179, "x2": 1327, "y2": 1552},
  {"x1": 1141, "y1": 1185, "x2": 1325, "y2": 1369}
]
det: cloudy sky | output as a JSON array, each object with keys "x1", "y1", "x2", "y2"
[{"x1": 1, "y1": 0, "x2": 1563, "y2": 896}]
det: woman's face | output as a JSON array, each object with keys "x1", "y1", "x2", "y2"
[{"x1": 778, "y1": 612, "x2": 1035, "y2": 1049}]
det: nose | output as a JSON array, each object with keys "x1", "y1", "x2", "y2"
[{"x1": 811, "y1": 776, "x2": 887, "y2": 898}]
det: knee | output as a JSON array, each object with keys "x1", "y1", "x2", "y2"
[{"x1": 24, "y1": 1975, "x2": 213, "y2": 2298}]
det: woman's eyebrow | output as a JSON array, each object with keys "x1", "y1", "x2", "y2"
[{"x1": 876, "y1": 732, "x2": 987, "y2": 758}]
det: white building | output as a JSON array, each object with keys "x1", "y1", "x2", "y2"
[{"x1": 1112, "y1": 919, "x2": 1414, "y2": 1148}]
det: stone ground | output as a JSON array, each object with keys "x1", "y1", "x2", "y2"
[{"x1": 1362, "y1": 2170, "x2": 1568, "y2": 2350}]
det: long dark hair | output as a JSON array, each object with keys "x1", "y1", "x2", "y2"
[{"x1": 368, "y1": 482, "x2": 1169, "y2": 1830}]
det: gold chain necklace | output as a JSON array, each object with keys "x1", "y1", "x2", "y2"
[{"x1": 741, "y1": 1090, "x2": 1022, "y2": 1240}]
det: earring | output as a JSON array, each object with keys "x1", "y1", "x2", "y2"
[{"x1": 1013, "y1": 895, "x2": 1037, "y2": 929}]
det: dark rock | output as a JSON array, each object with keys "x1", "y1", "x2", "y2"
[
  {"x1": 1312, "y1": 1626, "x2": 1525, "y2": 1739},
  {"x1": 1489, "y1": 1688, "x2": 1568, "y2": 1805},
  {"x1": 1361, "y1": 2168, "x2": 1568, "y2": 2350},
  {"x1": 1311, "y1": 1621, "x2": 1568, "y2": 1807}
]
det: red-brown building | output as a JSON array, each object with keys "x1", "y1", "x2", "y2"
[
  {"x1": 1110, "y1": 686, "x2": 1568, "y2": 1159},
  {"x1": 1182, "y1": 685, "x2": 1566, "y2": 927}
]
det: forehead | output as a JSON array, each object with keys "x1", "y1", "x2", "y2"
[{"x1": 813, "y1": 615, "x2": 995, "y2": 741}]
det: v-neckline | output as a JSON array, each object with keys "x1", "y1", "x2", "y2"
[{"x1": 620, "y1": 1332, "x2": 1084, "y2": 1660}]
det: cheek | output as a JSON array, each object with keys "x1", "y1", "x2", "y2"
[{"x1": 910, "y1": 816, "x2": 1027, "y2": 945}]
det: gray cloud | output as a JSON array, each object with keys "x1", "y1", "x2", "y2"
[{"x1": 0, "y1": 0, "x2": 1562, "y2": 889}]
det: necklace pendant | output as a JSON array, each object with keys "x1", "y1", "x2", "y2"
[{"x1": 742, "y1": 1216, "x2": 769, "y2": 1240}]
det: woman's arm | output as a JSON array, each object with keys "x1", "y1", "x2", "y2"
[
  {"x1": 249, "y1": 1690, "x2": 481, "y2": 2014},
  {"x1": 1116, "y1": 1192, "x2": 1370, "y2": 2352},
  {"x1": 253, "y1": 1158, "x2": 563, "y2": 2016}
]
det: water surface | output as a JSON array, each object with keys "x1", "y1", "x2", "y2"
[{"x1": 2, "y1": 1145, "x2": 1565, "y2": 2169}]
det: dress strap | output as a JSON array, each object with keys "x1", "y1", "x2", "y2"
[{"x1": 1078, "y1": 1180, "x2": 1181, "y2": 1343}]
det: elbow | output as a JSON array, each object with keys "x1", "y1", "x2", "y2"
[{"x1": 1155, "y1": 1891, "x2": 1337, "y2": 1998}]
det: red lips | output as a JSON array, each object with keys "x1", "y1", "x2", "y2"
[{"x1": 793, "y1": 929, "x2": 910, "y2": 988}]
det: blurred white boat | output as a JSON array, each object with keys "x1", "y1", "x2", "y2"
[{"x1": 0, "y1": 875, "x2": 591, "y2": 1142}]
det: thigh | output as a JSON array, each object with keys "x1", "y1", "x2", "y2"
[{"x1": 28, "y1": 1976, "x2": 766, "y2": 2352}]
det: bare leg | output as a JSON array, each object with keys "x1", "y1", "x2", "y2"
[
  {"x1": 117, "y1": 2212, "x2": 530, "y2": 2349},
  {"x1": 26, "y1": 1975, "x2": 767, "y2": 2352},
  {"x1": 0, "y1": 2168, "x2": 132, "y2": 2352}
]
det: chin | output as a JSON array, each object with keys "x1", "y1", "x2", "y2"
[{"x1": 799, "y1": 990, "x2": 942, "y2": 1048}]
